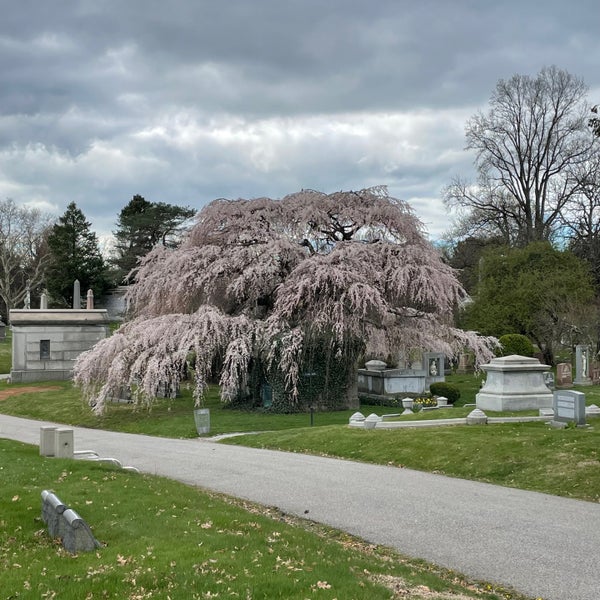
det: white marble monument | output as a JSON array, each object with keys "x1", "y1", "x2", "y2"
[{"x1": 476, "y1": 355, "x2": 553, "y2": 411}]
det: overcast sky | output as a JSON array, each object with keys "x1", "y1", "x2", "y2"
[{"x1": 1, "y1": 0, "x2": 599, "y2": 248}]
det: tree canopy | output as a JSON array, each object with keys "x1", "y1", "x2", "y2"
[
  {"x1": 112, "y1": 195, "x2": 195, "y2": 283},
  {"x1": 74, "y1": 187, "x2": 496, "y2": 413},
  {"x1": 46, "y1": 202, "x2": 110, "y2": 307},
  {"x1": 461, "y1": 242, "x2": 596, "y2": 364}
]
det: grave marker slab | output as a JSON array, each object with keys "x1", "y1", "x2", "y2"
[{"x1": 553, "y1": 390, "x2": 586, "y2": 426}]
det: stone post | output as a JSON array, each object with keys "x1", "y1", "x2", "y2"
[{"x1": 86, "y1": 289, "x2": 94, "y2": 310}]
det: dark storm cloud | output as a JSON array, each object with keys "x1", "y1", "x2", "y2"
[{"x1": 0, "y1": 0, "x2": 599, "y2": 243}]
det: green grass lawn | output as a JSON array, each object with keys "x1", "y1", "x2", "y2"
[
  {"x1": 0, "y1": 439, "x2": 530, "y2": 600},
  {"x1": 0, "y1": 381, "x2": 376, "y2": 437},
  {"x1": 1, "y1": 374, "x2": 600, "y2": 505}
]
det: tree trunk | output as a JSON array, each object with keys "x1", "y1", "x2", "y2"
[{"x1": 344, "y1": 361, "x2": 360, "y2": 410}]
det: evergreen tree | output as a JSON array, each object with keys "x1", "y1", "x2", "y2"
[
  {"x1": 112, "y1": 195, "x2": 195, "y2": 282},
  {"x1": 46, "y1": 202, "x2": 110, "y2": 307}
]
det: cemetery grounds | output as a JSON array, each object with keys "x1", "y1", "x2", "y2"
[{"x1": 0, "y1": 330, "x2": 594, "y2": 598}]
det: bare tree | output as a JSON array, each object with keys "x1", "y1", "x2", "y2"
[
  {"x1": 0, "y1": 199, "x2": 52, "y2": 318},
  {"x1": 446, "y1": 66, "x2": 596, "y2": 245},
  {"x1": 561, "y1": 154, "x2": 600, "y2": 285}
]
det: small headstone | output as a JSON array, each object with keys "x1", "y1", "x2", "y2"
[
  {"x1": 586, "y1": 404, "x2": 600, "y2": 417},
  {"x1": 457, "y1": 352, "x2": 474, "y2": 374},
  {"x1": 544, "y1": 372, "x2": 555, "y2": 389},
  {"x1": 552, "y1": 390, "x2": 586, "y2": 426},
  {"x1": 555, "y1": 363, "x2": 572, "y2": 387},
  {"x1": 86, "y1": 289, "x2": 94, "y2": 310},
  {"x1": 40, "y1": 293, "x2": 48, "y2": 309}
]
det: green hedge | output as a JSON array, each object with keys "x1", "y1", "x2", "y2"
[
  {"x1": 496, "y1": 334, "x2": 534, "y2": 357},
  {"x1": 429, "y1": 382, "x2": 461, "y2": 404}
]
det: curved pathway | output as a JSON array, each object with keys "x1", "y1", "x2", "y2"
[{"x1": 1, "y1": 414, "x2": 599, "y2": 600}]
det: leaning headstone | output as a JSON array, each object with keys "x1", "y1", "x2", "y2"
[
  {"x1": 41, "y1": 491, "x2": 101, "y2": 553},
  {"x1": 61, "y1": 508, "x2": 101, "y2": 553},
  {"x1": 555, "y1": 363, "x2": 572, "y2": 387},
  {"x1": 553, "y1": 390, "x2": 586, "y2": 426}
]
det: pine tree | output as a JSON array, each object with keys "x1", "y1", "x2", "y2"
[
  {"x1": 112, "y1": 195, "x2": 195, "y2": 282},
  {"x1": 46, "y1": 202, "x2": 110, "y2": 307}
]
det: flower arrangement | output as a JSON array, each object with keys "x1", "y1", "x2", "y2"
[{"x1": 413, "y1": 396, "x2": 437, "y2": 411}]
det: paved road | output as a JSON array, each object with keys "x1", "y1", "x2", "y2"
[{"x1": 1, "y1": 414, "x2": 599, "y2": 600}]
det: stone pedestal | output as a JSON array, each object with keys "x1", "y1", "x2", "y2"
[{"x1": 476, "y1": 355, "x2": 553, "y2": 412}]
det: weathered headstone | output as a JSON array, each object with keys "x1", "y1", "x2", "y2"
[
  {"x1": 592, "y1": 361, "x2": 600, "y2": 385},
  {"x1": 555, "y1": 363, "x2": 572, "y2": 387},
  {"x1": 457, "y1": 352, "x2": 474, "y2": 374},
  {"x1": 553, "y1": 390, "x2": 586, "y2": 426}
]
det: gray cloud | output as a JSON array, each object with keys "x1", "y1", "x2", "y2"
[{"x1": 0, "y1": 0, "x2": 599, "y2": 245}]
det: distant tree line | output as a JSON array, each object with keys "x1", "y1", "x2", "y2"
[{"x1": 0, "y1": 195, "x2": 194, "y2": 318}]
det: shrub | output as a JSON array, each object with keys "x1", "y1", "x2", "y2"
[
  {"x1": 496, "y1": 334, "x2": 534, "y2": 357},
  {"x1": 429, "y1": 382, "x2": 461, "y2": 404}
]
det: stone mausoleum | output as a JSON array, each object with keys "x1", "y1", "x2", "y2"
[{"x1": 10, "y1": 306, "x2": 109, "y2": 383}]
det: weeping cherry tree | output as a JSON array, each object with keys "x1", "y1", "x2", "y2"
[{"x1": 74, "y1": 187, "x2": 496, "y2": 413}]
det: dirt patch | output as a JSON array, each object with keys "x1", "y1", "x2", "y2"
[
  {"x1": 370, "y1": 574, "x2": 480, "y2": 599},
  {"x1": 0, "y1": 386, "x2": 61, "y2": 400}
]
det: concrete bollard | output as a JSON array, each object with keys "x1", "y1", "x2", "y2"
[{"x1": 54, "y1": 428, "x2": 74, "y2": 458}]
